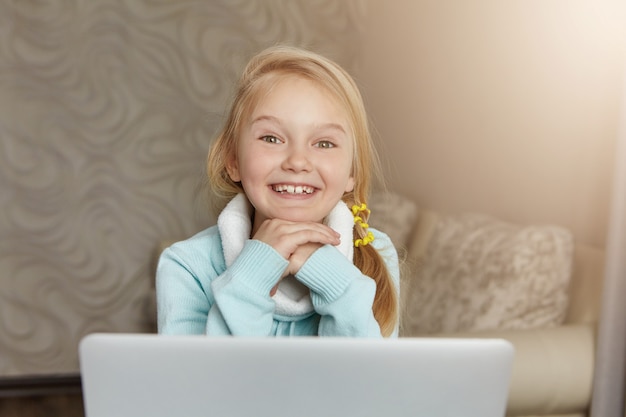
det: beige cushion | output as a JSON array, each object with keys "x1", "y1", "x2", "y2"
[
  {"x1": 403, "y1": 211, "x2": 574, "y2": 334},
  {"x1": 435, "y1": 325, "x2": 594, "y2": 417},
  {"x1": 368, "y1": 191, "x2": 419, "y2": 250}
]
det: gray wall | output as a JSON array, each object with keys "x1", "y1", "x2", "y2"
[{"x1": 0, "y1": 0, "x2": 365, "y2": 376}]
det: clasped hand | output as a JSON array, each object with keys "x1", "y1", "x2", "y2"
[{"x1": 252, "y1": 218, "x2": 340, "y2": 296}]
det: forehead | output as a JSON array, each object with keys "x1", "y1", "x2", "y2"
[{"x1": 249, "y1": 74, "x2": 349, "y2": 122}]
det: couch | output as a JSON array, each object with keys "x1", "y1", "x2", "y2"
[
  {"x1": 151, "y1": 191, "x2": 605, "y2": 417},
  {"x1": 367, "y1": 191, "x2": 604, "y2": 417}
]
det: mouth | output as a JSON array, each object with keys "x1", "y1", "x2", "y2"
[{"x1": 271, "y1": 184, "x2": 316, "y2": 195}]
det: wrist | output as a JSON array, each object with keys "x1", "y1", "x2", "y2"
[{"x1": 231, "y1": 240, "x2": 288, "y2": 294}]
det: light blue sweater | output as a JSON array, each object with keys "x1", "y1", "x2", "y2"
[{"x1": 156, "y1": 199, "x2": 400, "y2": 337}]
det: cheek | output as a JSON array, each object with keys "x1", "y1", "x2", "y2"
[
  {"x1": 237, "y1": 153, "x2": 268, "y2": 183},
  {"x1": 322, "y1": 158, "x2": 353, "y2": 192},
  {"x1": 338, "y1": 155, "x2": 355, "y2": 187}
]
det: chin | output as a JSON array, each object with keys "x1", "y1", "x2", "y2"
[{"x1": 273, "y1": 210, "x2": 325, "y2": 224}]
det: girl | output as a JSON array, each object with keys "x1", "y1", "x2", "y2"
[{"x1": 157, "y1": 46, "x2": 399, "y2": 337}]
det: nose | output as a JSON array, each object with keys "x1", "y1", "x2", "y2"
[{"x1": 282, "y1": 144, "x2": 312, "y2": 172}]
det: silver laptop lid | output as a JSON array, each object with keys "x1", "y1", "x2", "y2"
[{"x1": 80, "y1": 334, "x2": 514, "y2": 417}]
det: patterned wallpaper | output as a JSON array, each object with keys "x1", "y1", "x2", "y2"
[{"x1": 0, "y1": 0, "x2": 366, "y2": 377}]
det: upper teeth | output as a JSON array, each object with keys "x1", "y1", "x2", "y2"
[{"x1": 273, "y1": 184, "x2": 314, "y2": 194}]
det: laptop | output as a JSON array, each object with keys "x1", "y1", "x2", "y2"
[{"x1": 79, "y1": 334, "x2": 514, "y2": 417}]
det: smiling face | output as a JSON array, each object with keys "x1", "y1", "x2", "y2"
[{"x1": 226, "y1": 75, "x2": 355, "y2": 233}]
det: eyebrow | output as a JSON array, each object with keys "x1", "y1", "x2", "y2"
[{"x1": 250, "y1": 115, "x2": 348, "y2": 135}]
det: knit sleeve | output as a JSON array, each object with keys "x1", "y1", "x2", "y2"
[
  {"x1": 156, "y1": 235, "x2": 288, "y2": 336},
  {"x1": 207, "y1": 240, "x2": 288, "y2": 335},
  {"x1": 295, "y1": 229, "x2": 400, "y2": 337},
  {"x1": 156, "y1": 243, "x2": 214, "y2": 335}
]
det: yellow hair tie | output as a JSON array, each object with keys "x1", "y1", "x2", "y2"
[
  {"x1": 353, "y1": 216, "x2": 369, "y2": 229},
  {"x1": 355, "y1": 231, "x2": 375, "y2": 248},
  {"x1": 352, "y1": 203, "x2": 375, "y2": 247},
  {"x1": 351, "y1": 203, "x2": 369, "y2": 216}
]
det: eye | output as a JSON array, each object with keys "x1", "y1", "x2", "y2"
[
  {"x1": 316, "y1": 140, "x2": 335, "y2": 149},
  {"x1": 260, "y1": 135, "x2": 282, "y2": 144}
]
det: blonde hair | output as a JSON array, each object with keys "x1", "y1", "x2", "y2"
[{"x1": 207, "y1": 45, "x2": 398, "y2": 336}]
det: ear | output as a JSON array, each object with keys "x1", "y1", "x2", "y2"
[
  {"x1": 344, "y1": 176, "x2": 355, "y2": 193},
  {"x1": 225, "y1": 156, "x2": 241, "y2": 182}
]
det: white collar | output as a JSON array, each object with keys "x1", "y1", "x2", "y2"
[{"x1": 217, "y1": 194, "x2": 354, "y2": 316}]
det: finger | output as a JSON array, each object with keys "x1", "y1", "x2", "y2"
[
  {"x1": 287, "y1": 242, "x2": 322, "y2": 276},
  {"x1": 269, "y1": 282, "x2": 279, "y2": 297},
  {"x1": 253, "y1": 219, "x2": 340, "y2": 258}
]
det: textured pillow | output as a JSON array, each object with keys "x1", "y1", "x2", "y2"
[
  {"x1": 402, "y1": 213, "x2": 573, "y2": 335},
  {"x1": 368, "y1": 191, "x2": 418, "y2": 250}
]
